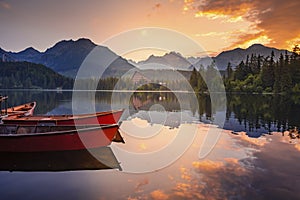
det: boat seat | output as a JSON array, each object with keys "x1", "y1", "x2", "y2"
[
  {"x1": 16, "y1": 126, "x2": 36, "y2": 134},
  {"x1": 37, "y1": 122, "x2": 56, "y2": 126},
  {"x1": 36, "y1": 126, "x2": 51, "y2": 133},
  {"x1": 0, "y1": 125, "x2": 18, "y2": 134}
]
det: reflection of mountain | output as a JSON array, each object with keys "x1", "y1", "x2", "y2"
[{"x1": 0, "y1": 147, "x2": 120, "y2": 171}]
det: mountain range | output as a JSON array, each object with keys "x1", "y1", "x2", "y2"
[
  {"x1": 211, "y1": 44, "x2": 291, "y2": 70},
  {"x1": 136, "y1": 51, "x2": 193, "y2": 70},
  {"x1": 0, "y1": 38, "x2": 292, "y2": 77},
  {"x1": 133, "y1": 44, "x2": 291, "y2": 70},
  {"x1": 0, "y1": 38, "x2": 135, "y2": 78}
]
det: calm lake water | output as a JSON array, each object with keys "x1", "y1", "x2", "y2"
[{"x1": 1, "y1": 90, "x2": 300, "y2": 199}]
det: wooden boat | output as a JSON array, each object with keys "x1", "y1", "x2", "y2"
[
  {"x1": 0, "y1": 124, "x2": 119, "y2": 152},
  {"x1": 5, "y1": 102, "x2": 36, "y2": 116},
  {"x1": 2, "y1": 109, "x2": 123, "y2": 126},
  {"x1": 1, "y1": 100, "x2": 36, "y2": 117}
]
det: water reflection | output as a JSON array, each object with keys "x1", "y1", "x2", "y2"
[
  {"x1": 225, "y1": 94, "x2": 300, "y2": 136},
  {"x1": 126, "y1": 92, "x2": 300, "y2": 137},
  {"x1": 0, "y1": 90, "x2": 72, "y2": 114},
  {"x1": 0, "y1": 90, "x2": 300, "y2": 199},
  {"x1": 0, "y1": 147, "x2": 120, "y2": 172},
  {"x1": 111, "y1": 124, "x2": 300, "y2": 199},
  {"x1": 2, "y1": 90, "x2": 300, "y2": 136}
]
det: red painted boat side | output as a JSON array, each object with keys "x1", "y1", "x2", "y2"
[
  {"x1": 57, "y1": 109, "x2": 124, "y2": 125},
  {"x1": 2, "y1": 109, "x2": 124, "y2": 126},
  {"x1": 0, "y1": 125, "x2": 118, "y2": 152}
]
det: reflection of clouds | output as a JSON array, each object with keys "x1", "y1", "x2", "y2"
[
  {"x1": 129, "y1": 110, "x2": 199, "y2": 128},
  {"x1": 232, "y1": 131, "x2": 269, "y2": 147},
  {"x1": 121, "y1": 128, "x2": 300, "y2": 200},
  {"x1": 79, "y1": 119, "x2": 300, "y2": 199},
  {"x1": 280, "y1": 131, "x2": 292, "y2": 143},
  {"x1": 117, "y1": 119, "x2": 178, "y2": 153},
  {"x1": 131, "y1": 117, "x2": 149, "y2": 128},
  {"x1": 120, "y1": 119, "x2": 300, "y2": 199},
  {"x1": 270, "y1": 131, "x2": 300, "y2": 151},
  {"x1": 173, "y1": 183, "x2": 196, "y2": 199},
  {"x1": 294, "y1": 144, "x2": 300, "y2": 151},
  {"x1": 150, "y1": 190, "x2": 169, "y2": 200},
  {"x1": 192, "y1": 160, "x2": 223, "y2": 171},
  {"x1": 167, "y1": 127, "x2": 267, "y2": 199},
  {"x1": 134, "y1": 178, "x2": 149, "y2": 193},
  {"x1": 179, "y1": 167, "x2": 191, "y2": 181},
  {"x1": 173, "y1": 158, "x2": 258, "y2": 200}
]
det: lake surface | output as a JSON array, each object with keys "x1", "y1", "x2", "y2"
[{"x1": 1, "y1": 90, "x2": 300, "y2": 199}]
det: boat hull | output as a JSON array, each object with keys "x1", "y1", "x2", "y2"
[
  {"x1": 0, "y1": 124, "x2": 119, "y2": 152},
  {"x1": 2, "y1": 109, "x2": 123, "y2": 126}
]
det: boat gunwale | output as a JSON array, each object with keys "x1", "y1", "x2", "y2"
[
  {"x1": 0, "y1": 124, "x2": 119, "y2": 138},
  {"x1": 2, "y1": 109, "x2": 124, "y2": 122}
]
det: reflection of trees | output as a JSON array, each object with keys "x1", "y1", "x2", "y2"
[
  {"x1": 129, "y1": 92, "x2": 180, "y2": 111},
  {"x1": 197, "y1": 93, "x2": 227, "y2": 122},
  {"x1": 197, "y1": 94, "x2": 211, "y2": 120},
  {"x1": 226, "y1": 94, "x2": 300, "y2": 132},
  {"x1": 0, "y1": 90, "x2": 72, "y2": 114},
  {"x1": 4, "y1": 91, "x2": 299, "y2": 134},
  {"x1": 196, "y1": 94, "x2": 300, "y2": 133}
]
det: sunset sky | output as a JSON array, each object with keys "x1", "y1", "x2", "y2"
[{"x1": 0, "y1": 0, "x2": 299, "y2": 60}]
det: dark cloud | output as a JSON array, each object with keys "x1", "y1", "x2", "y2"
[{"x1": 255, "y1": 0, "x2": 300, "y2": 47}]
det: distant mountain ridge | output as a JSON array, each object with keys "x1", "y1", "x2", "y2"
[
  {"x1": 0, "y1": 41, "x2": 292, "y2": 76},
  {"x1": 0, "y1": 38, "x2": 136, "y2": 78},
  {"x1": 133, "y1": 43, "x2": 291, "y2": 71},
  {"x1": 136, "y1": 51, "x2": 192, "y2": 70},
  {"x1": 212, "y1": 44, "x2": 291, "y2": 70}
]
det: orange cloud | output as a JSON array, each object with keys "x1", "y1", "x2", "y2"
[
  {"x1": 186, "y1": 0, "x2": 300, "y2": 50},
  {"x1": 227, "y1": 31, "x2": 270, "y2": 49}
]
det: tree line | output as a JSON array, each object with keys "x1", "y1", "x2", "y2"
[
  {"x1": 0, "y1": 61, "x2": 73, "y2": 89},
  {"x1": 190, "y1": 45, "x2": 300, "y2": 93}
]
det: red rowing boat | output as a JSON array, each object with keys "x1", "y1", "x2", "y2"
[
  {"x1": 2, "y1": 109, "x2": 124, "y2": 126},
  {"x1": 0, "y1": 124, "x2": 119, "y2": 152}
]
